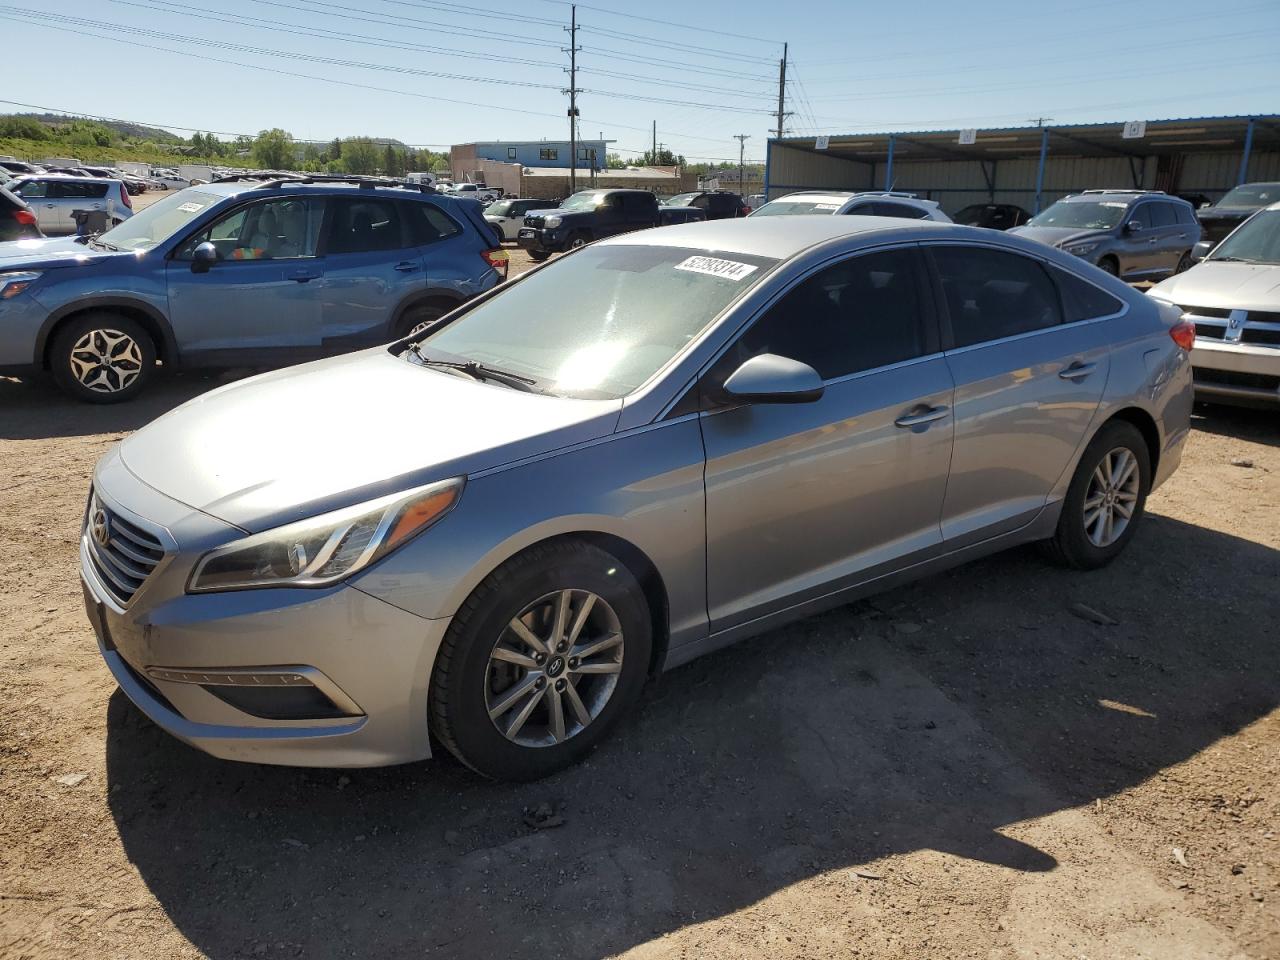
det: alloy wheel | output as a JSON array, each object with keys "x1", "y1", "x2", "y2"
[
  {"x1": 68, "y1": 328, "x2": 144, "y2": 394},
  {"x1": 485, "y1": 588, "x2": 624, "y2": 747},
  {"x1": 1083, "y1": 446, "x2": 1140, "y2": 547}
]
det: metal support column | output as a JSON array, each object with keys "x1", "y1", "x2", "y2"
[
  {"x1": 1238, "y1": 118, "x2": 1255, "y2": 185},
  {"x1": 1033, "y1": 127, "x2": 1049, "y2": 215},
  {"x1": 884, "y1": 135, "x2": 895, "y2": 191}
]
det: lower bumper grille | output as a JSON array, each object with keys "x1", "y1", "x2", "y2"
[{"x1": 84, "y1": 493, "x2": 165, "y2": 605}]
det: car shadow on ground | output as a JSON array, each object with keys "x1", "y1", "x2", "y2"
[
  {"x1": 104, "y1": 514, "x2": 1279, "y2": 959},
  {"x1": 0, "y1": 372, "x2": 238, "y2": 441},
  {"x1": 1191, "y1": 401, "x2": 1280, "y2": 449}
]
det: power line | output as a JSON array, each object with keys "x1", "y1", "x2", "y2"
[
  {"x1": 577, "y1": 23, "x2": 774, "y2": 65},
  {"x1": 528, "y1": 0, "x2": 779, "y2": 45}
]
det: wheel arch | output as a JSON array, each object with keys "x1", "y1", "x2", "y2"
[
  {"x1": 1101, "y1": 405, "x2": 1161, "y2": 478},
  {"x1": 387, "y1": 290, "x2": 467, "y2": 339},
  {"x1": 38, "y1": 298, "x2": 178, "y2": 369}
]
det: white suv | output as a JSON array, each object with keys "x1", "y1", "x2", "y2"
[{"x1": 750, "y1": 190, "x2": 951, "y2": 222}]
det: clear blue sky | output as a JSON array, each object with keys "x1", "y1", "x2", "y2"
[{"x1": 2, "y1": 0, "x2": 1277, "y2": 165}]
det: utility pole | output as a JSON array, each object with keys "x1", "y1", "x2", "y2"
[
  {"x1": 734, "y1": 134, "x2": 750, "y2": 195},
  {"x1": 652, "y1": 120, "x2": 657, "y2": 164},
  {"x1": 1028, "y1": 116, "x2": 1054, "y2": 127},
  {"x1": 774, "y1": 42, "x2": 788, "y2": 140},
  {"x1": 565, "y1": 5, "x2": 580, "y2": 192}
]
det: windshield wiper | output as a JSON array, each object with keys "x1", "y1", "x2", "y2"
[
  {"x1": 406, "y1": 344, "x2": 538, "y2": 392},
  {"x1": 86, "y1": 236, "x2": 121, "y2": 251},
  {"x1": 1210, "y1": 256, "x2": 1257, "y2": 263}
]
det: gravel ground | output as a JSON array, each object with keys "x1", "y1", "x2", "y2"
[{"x1": 0, "y1": 214, "x2": 1277, "y2": 958}]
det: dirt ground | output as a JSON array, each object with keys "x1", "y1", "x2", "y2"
[{"x1": 1, "y1": 239, "x2": 1278, "y2": 958}]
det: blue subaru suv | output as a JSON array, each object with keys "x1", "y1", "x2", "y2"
[{"x1": 0, "y1": 176, "x2": 507, "y2": 402}]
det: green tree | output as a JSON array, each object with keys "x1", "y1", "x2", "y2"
[
  {"x1": 605, "y1": 152, "x2": 628, "y2": 169},
  {"x1": 342, "y1": 137, "x2": 379, "y2": 175},
  {"x1": 252, "y1": 128, "x2": 293, "y2": 169},
  {"x1": 383, "y1": 143, "x2": 404, "y2": 178},
  {"x1": 639, "y1": 148, "x2": 685, "y2": 167},
  {"x1": 0, "y1": 116, "x2": 51, "y2": 140}
]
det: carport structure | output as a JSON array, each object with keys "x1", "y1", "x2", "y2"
[{"x1": 764, "y1": 114, "x2": 1280, "y2": 215}]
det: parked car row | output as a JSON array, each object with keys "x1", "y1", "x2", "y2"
[
  {"x1": 74, "y1": 211, "x2": 1195, "y2": 780},
  {"x1": 516, "y1": 188, "x2": 706, "y2": 260},
  {"x1": 5, "y1": 174, "x2": 135, "y2": 235}
]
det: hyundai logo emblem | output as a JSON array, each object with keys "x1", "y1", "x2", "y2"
[{"x1": 90, "y1": 507, "x2": 110, "y2": 549}]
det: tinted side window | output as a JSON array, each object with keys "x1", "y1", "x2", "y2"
[
  {"x1": 405, "y1": 202, "x2": 462, "y2": 245},
  {"x1": 15, "y1": 180, "x2": 47, "y2": 198},
  {"x1": 622, "y1": 193, "x2": 653, "y2": 215},
  {"x1": 931, "y1": 246, "x2": 1062, "y2": 347},
  {"x1": 1051, "y1": 266, "x2": 1125, "y2": 322},
  {"x1": 843, "y1": 201, "x2": 875, "y2": 216},
  {"x1": 727, "y1": 248, "x2": 928, "y2": 380},
  {"x1": 1149, "y1": 202, "x2": 1178, "y2": 228},
  {"x1": 1128, "y1": 203, "x2": 1154, "y2": 229},
  {"x1": 179, "y1": 197, "x2": 324, "y2": 261},
  {"x1": 326, "y1": 197, "x2": 407, "y2": 254},
  {"x1": 878, "y1": 201, "x2": 929, "y2": 220},
  {"x1": 52, "y1": 182, "x2": 108, "y2": 199}
]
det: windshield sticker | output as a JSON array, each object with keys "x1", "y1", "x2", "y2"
[
  {"x1": 177, "y1": 201, "x2": 205, "y2": 213},
  {"x1": 813, "y1": 203, "x2": 841, "y2": 210},
  {"x1": 675, "y1": 255, "x2": 759, "y2": 282},
  {"x1": 1099, "y1": 202, "x2": 1128, "y2": 208}
]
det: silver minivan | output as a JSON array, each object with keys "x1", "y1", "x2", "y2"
[
  {"x1": 82, "y1": 216, "x2": 1194, "y2": 780},
  {"x1": 9, "y1": 174, "x2": 133, "y2": 234}
]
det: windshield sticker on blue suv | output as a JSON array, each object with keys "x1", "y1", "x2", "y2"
[
  {"x1": 177, "y1": 202, "x2": 205, "y2": 213},
  {"x1": 675, "y1": 256, "x2": 759, "y2": 281}
]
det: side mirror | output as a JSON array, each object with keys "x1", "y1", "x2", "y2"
[
  {"x1": 190, "y1": 241, "x2": 218, "y2": 273},
  {"x1": 1124, "y1": 220, "x2": 1143, "y2": 235},
  {"x1": 1190, "y1": 240, "x2": 1214, "y2": 263},
  {"x1": 720, "y1": 353, "x2": 824, "y2": 405}
]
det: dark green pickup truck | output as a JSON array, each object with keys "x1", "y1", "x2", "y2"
[{"x1": 517, "y1": 188, "x2": 706, "y2": 261}]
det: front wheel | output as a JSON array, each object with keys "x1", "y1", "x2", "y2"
[
  {"x1": 430, "y1": 541, "x2": 652, "y2": 781},
  {"x1": 1096, "y1": 256, "x2": 1119, "y2": 277},
  {"x1": 567, "y1": 231, "x2": 591, "y2": 250},
  {"x1": 1041, "y1": 420, "x2": 1150, "y2": 569},
  {"x1": 527, "y1": 249, "x2": 551, "y2": 262},
  {"x1": 50, "y1": 313, "x2": 156, "y2": 403},
  {"x1": 1175, "y1": 251, "x2": 1192, "y2": 274}
]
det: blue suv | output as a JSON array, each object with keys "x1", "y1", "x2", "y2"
[{"x1": 0, "y1": 176, "x2": 507, "y2": 402}]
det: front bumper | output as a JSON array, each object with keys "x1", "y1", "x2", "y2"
[
  {"x1": 516, "y1": 227, "x2": 566, "y2": 253},
  {"x1": 1191, "y1": 338, "x2": 1280, "y2": 404},
  {"x1": 0, "y1": 290, "x2": 49, "y2": 369},
  {"x1": 83, "y1": 453, "x2": 451, "y2": 767}
]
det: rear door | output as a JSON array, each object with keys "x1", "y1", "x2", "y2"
[
  {"x1": 701, "y1": 245, "x2": 955, "y2": 629},
  {"x1": 317, "y1": 195, "x2": 428, "y2": 352},
  {"x1": 621, "y1": 192, "x2": 657, "y2": 233},
  {"x1": 166, "y1": 196, "x2": 327, "y2": 363},
  {"x1": 928, "y1": 243, "x2": 1114, "y2": 544},
  {"x1": 52, "y1": 180, "x2": 110, "y2": 231}
]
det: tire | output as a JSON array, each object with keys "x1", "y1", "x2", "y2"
[
  {"x1": 430, "y1": 540, "x2": 652, "y2": 781},
  {"x1": 528, "y1": 250, "x2": 551, "y2": 262},
  {"x1": 1175, "y1": 251, "x2": 1192, "y2": 274},
  {"x1": 1096, "y1": 256, "x2": 1119, "y2": 277},
  {"x1": 394, "y1": 303, "x2": 447, "y2": 340},
  {"x1": 1041, "y1": 419, "x2": 1151, "y2": 570},
  {"x1": 49, "y1": 312, "x2": 156, "y2": 404},
  {"x1": 567, "y1": 231, "x2": 591, "y2": 250}
]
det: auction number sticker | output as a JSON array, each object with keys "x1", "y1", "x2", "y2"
[
  {"x1": 675, "y1": 255, "x2": 758, "y2": 281},
  {"x1": 177, "y1": 202, "x2": 205, "y2": 213},
  {"x1": 813, "y1": 203, "x2": 841, "y2": 210}
]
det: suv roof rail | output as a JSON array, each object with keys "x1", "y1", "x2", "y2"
[
  {"x1": 259, "y1": 174, "x2": 438, "y2": 194},
  {"x1": 854, "y1": 190, "x2": 920, "y2": 199},
  {"x1": 1078, "y1": 188, "x2": 1168, "y2": 195}
]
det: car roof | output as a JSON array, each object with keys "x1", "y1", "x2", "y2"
[
  {"x1": 599, "y1": 214, "x2": 953, "y2": 259},
  {"x1": 190, "y1": 180, "x2": 453, "y2": 201},
  {"x1": 14, "y1": 173, "x2": 121, "y2": 183}
]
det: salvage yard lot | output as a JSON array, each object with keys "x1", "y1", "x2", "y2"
[{"x1": 1, "y1": 370, "x2": 1277, "y2": 958}]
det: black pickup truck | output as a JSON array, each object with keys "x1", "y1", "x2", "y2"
[{"x1": 517, "y1": 188, "x2": 706, "y2": 260}]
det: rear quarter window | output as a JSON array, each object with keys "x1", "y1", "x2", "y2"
[
  {"x1": 1050, "y1": 265, "x2": 1125, "y2": 322},
  {"x1": 405, "y1": 201, "x2": 462, "y2": 245}
]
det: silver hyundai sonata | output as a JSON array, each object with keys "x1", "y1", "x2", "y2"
[{"x1": 82, "y1": 216, "x2": 1194, "y2": 780}]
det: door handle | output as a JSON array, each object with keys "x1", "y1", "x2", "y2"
[
  {"x1": 1059, "y1": 361, "x2": 1097, "y2": 380},
  {"x1": 894, "y1": 405, "x2": 950, "y2": 428},
  {"x1": 394, "y1": 261, "x2": 421, "y2": 272},
  {"x1": 289, "y1": 268, "x2": 321, "y2": 283},
  {"x1": 45, "y1": 203, "x2": 56, "y2": 208}
]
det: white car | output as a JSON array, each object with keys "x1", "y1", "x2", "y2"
[
  {"x1": 749, "y1": 190, "x2": 951, "y2": 222},
  {"x1": 451, "y1": 183, "x2": 499, "y2": 203},
  {"x1": 1148, "y1": 200, "x2": 1280, "y2": 406},
  {"x1": 484, "y1": 198, "x2": 555, "y2": 241}
]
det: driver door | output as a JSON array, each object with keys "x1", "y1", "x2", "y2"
[{"x1": 166, "y1": 196, "x2": 327, "y2": 365}]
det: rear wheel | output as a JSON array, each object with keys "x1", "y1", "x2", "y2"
[
  {"x1": 395, "y1": 304, "x2": 447, "y2": 340},
  {"x1": 430, "y1": 540, "x2": 652, "y2": 781},
  {"x1": 1041, "y1": 420, "x2": 1150, "y2": 569},
  {"x1": 50, "y1": 312, "x2": 156, "y2": 404}
]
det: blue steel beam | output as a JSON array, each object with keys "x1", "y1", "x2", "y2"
[
  {"x1": 1033, "y1": 127, "x2": 1049, "y2": 215},
  {"x1": 1238, "y1": 118, "x2": 1255, "y2": 185},
  {"x1": 884, "y1": 135, "x2": 895, "y2": 190}
]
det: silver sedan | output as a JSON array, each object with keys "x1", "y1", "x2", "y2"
[{"x1": 82, "y1": 216, "x2": 1194, "y2": 780}]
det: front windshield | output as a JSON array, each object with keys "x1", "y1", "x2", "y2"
[
  {"x1": 486, "y1": 200, "x2": 513, "y2": 217},
  {"x1": 749, "y1": 198, "x2": 843, "y2": 216},
  {"x1": 1027, "y1": 199, "x2": 1126, "y2": 230},
  {"x1": 1209, "y1": 210, "x2": 1280, "y2": 264},
  {"x1": 665, "y1": 193, "x2": 699, "y2": 206},
  {"x1": 559, "y1": 191, "x2": 604, "y2": 211},
  {"x1": 418, "y1": 244, "x2": 778, "y2": 399},
  {"x1": 97, "y1": 189, "x2": 220, "y2": 251},
  {"x1": 1216, "y1": 184, "x2": 1280, "y2": 209}
]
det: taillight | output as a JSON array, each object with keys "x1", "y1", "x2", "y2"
[
  {"x1": 1170, "y1": 319, "x2": 1195, "y2": 352},
  {"x1": 14, "y1": 209, "x2": 36, "y2": 225},
  {"x1": 481, "y1": 247, "x2": 509, "y2": 280},
  {"x1": 120, "y1": 184, "x2": 132, "y2": 209}
]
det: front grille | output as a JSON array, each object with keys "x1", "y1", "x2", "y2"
[
  {"x1": 1247, "y1": 310, "x2": 1280, "y2": 324},
  {"x1": 84, "y1": 493, "x2": 165, "y2": 605},
  {"x1": 523, "y1": 215, "x2": 545, "y2": 228},
  {"x1": 1194, "y1": 323, "x2": 1227, "y2": 340},
  {"x1": 1180, "y1": 304, "x2": 1231, "y2": 319},
  {"x1": 1242, "y1": 327, "x2": 1280, "y2": 347}
]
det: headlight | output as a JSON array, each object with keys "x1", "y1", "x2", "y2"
[
  {"x1": 1063, "y1": 242, "x2": 1099, "y2": 257},
  {"x1": 0, "y1": 271, "x2": 41, "y2": 299},
  {"x1": 188, "y1": 478, "x2": 463, "y2": 592},
  {"x1": 543, "y1": 215, "x2": 562, "y2": 229}
]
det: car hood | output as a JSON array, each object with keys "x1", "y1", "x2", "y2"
[
  {"x1": 0, "y1": 235, "x2": 127, "y2": 269},
  {"x1": 1008, "y1": 226, "x2": 1108, "y2": 247},
  {"x1": 118, "y1": 348, "x2": 623, "y2": 533},
  {"x1": 1197, "y1": 207, "x2": 1256, "y2": 220},
  {"x1": 1148, "y1": 260, "x2": 1280, "y2": 311}
]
